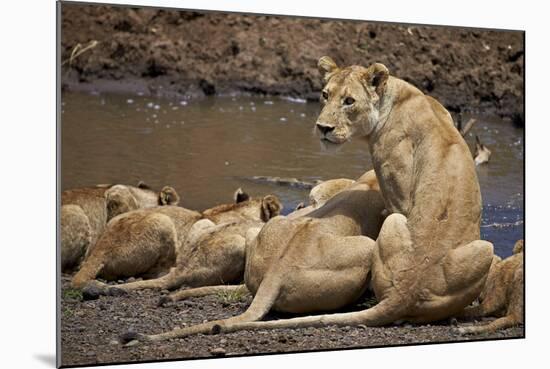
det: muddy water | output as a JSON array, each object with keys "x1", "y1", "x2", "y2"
[{"x1": 61, "y1": 92, "x2": 524, "y2": 257}]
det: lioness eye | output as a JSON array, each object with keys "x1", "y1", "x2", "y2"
[
  {"x1": 322, "y1": 91, "x2": 329, "y2": 100},
  {"x1": 344, "y1": 97, "x2": 355, "y2": 106}
]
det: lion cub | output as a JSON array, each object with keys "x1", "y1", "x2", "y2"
[{"x1": 456, "y1": 240, "x2": 524, "y2": 334}]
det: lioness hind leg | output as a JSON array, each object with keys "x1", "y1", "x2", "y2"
[
  {"x1": 81, "y1": 267, "x2": 188, "y2": 299},
  {"x1": 442, "y1": 240, "x2": 494, "y2": 296},
  {"x1": 61, "y1": 205, "x2": 91, "y2": 272},
  {"x1": 159, "y1": 284, "x2": 249, "y2": 306}
]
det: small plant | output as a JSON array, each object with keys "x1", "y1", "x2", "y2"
[
  {"x1": 216, "y1": 288, "x2": 248, "y2": 305},
  {"x1": 63, "y1": 288, "x2": 83, "y2": 301},
  {"x1": 364, "y1": 296, "x2": 378, "y2": 309},
  {"x1": 62, "y1": 40, "x2": 99, "y2": 67},
  {"x1": 63, "y1": 306, "x2": 74, "y2": 317}
]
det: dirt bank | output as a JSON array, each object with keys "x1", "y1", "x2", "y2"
[
  {"x1": 60, "y1": 275, "x2": 523, "y2": 367},
  {"x1": 60, "y1": 3, "x2": 524, "y2": 125}
]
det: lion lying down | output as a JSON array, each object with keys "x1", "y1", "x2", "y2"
[
  {"x1": 454, "y1": 239, "x2": 524, "y2": 334},
  {"x1": 61, "y1": 182, "x2": 179, "y2": 272},
  {"x1": 72, "y1": 189, "x2": 283, "y2": 296},
  {"x1": 120, "y1": 170, "x2": 386, "y2": 342},
  {"x1": 157, "y1": 171, "x2": 383, "y2": 306},
  {"x1": 120, "y1": 56, "x2": 496, "y2": 343}
]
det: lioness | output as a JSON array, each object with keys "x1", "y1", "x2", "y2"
[
  {"x1": 454, "y1": 239, "x2": 524, "y2": 334},
  {"x1": 61, "y1": 183, "x2": 179, "y2": 271},
  {"x1": 120, "y1": 171, "x2": 385, "y2": 342},
  {"x1": 158, "y1": 174, "x2": 379, "y2": 305},
  {"x1": 120, "y1": 57, "x2": 493, "y2": 343},
  {"x1": 71, "y1": 190, "x2": 282, "y2": 292}
]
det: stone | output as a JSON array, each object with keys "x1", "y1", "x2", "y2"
[{"x1": 210, "y1": 347, "x2": 226, "y2": 356}]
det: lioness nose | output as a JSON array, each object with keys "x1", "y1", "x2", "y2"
[{"x1": 316, "y1": 123, "x2": 335, "y2": 135}]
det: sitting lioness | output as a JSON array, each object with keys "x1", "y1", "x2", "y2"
[
  {"x1": 61, "y1": 183, "x2": 179, "y2": 271},
  {"x1": 120, "y1": 57, "x2": 493, "y2": 343},
  {"x1": 454, "y1": 239, "x2": 524, "y2": 334},
  {"x1": 71, "y1": 190, "x2": 282, "y2": 292}
]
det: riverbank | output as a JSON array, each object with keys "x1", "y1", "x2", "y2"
[{"x1": 60, "y1": 4, "x2": 524, "y2": 125}]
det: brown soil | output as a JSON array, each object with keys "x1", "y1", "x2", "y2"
[
  {"x1": 60, "y1": 3, "x2": 524, "y2": 125},
  {"x1": 60, "y1": 275, "x2": 524, "y2": 367}
]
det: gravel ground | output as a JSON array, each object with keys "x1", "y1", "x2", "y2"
[{"x1": 60, "y1": 274, "x2": 524, "y2": 367}]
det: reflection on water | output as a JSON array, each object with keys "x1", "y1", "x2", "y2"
[{"x1": 61, "y1": 92, "x2": 524, "y2": 257}]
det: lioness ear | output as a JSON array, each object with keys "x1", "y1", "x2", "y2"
[
  {"x1": 318, "y1": 56, "x2": 339, "y2": 81},
  {"x1": 234, "y1": 188, "x2": 250, "y2": 203},
  {"x1": 159, "y1": 186, "x2": 180, "y2": 206},
  {"x1": 364, "y1": 63, "x2": 389, "y2": 96},
  {"x1": 261, "y1": 195, "x2": 282, "y2": 222},
  {"x1": 513, "y1": 239, "x2": 524, "y2": 254},
  {"x1": 137, "y1": 181, "x2": 152, "y2": 190}
]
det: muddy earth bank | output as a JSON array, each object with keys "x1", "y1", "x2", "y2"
[{"x1": 61, "y1": 4, "x2": 524, "y2": 125}]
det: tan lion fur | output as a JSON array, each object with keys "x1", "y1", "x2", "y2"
[
  {"x1": 71, "y1": 193, "x2": 282, "y2": 292},
  {"x1": 455, "y1": 239, "x2": 524, "y2": 334},
  {"x1": 120, "y1": 171, "x2": 386, "y2": 342},
  {"x1": 61, "y1": 184, "x2": 179, "y2": 271},
  {"x1": 161, "y1": 176, "x2": 377, "y2": 305},
  {"x1": 119, "y1": 57, "x2": 494, "y2": 343}
]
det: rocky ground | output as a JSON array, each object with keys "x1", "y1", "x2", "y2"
[
  {"x1": 60, "y1": 274, "x2": 524, "y2": 367},
  {"x1": 60, "y1": 3, "x2": 524, "y2": 125}
]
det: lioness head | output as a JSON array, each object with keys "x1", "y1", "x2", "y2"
[
  {"x1": 158, "y1": 186, "x2": 181, "y2": 206},
  {"x1": 315, "y1": 56, "x2": 389, "y2": 144},
  {"x1": 201, "y1": 190, "x2": 282, "y2": 224},
  {"x1": 105, "y1": 184, "x2": 180, "y2": 221}
]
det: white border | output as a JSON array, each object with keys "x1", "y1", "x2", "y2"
[{"x1": 1, "y1": 0, "x2": 547, "y2": 368}]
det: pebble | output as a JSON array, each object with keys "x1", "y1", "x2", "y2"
[
  {"x1": 125, "y1": 340, "x2": 140, "y2": 347},
  {"x1": 210, "y1": 347, "x2": 226, "y2": 356}
]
